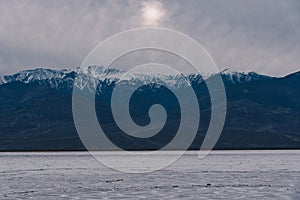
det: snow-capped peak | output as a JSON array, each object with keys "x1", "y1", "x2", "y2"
[
  {"x1": 1, "y1": 68, "x2": 71, "y2": 83},
  {"x1": 0, "y1": 66, "x2": 274, "y2": 90},
  {"x1": 220, "y1": 68, "x2": 271, "y2": 83}
]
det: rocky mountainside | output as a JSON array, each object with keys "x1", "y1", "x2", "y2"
[{"x1": 0, "y1": 67, "x2": 299, "y2": 150}]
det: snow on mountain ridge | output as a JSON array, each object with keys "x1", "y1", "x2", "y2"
[
  {"x1": 0, "y1": 67, "x2": 272, "y2": 89},
  {"x1": 220, "y1": 68, "x2": 272, "y2": 83},
  {"x1": 1, "y1": 68, "x2": 72, "y2": 83}
]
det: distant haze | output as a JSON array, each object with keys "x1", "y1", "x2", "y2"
[{"x1": 0, "y1": 0, "x2": 300, "y2": 76}]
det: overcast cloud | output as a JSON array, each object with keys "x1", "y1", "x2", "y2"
[{"x1": 0, "y1": 0, "x2": 299, "y2": 76}]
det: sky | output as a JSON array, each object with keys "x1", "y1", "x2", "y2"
[{"x1": 0, "y1": 0, "x2": 300, "y2": 76}]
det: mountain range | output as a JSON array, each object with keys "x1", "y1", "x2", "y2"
[{"x1": 0, "y1": 67, "x2": 299, "y2": 150}]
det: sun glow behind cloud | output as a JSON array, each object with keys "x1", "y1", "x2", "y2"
[
  {"x1": 141, "y1": 1, "x2": 166, "y2": 26},
  {"x1": 0, "y1": 0, "x2": 300, "y2": 76}
]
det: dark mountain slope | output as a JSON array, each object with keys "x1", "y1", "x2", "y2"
[{"x1": 0, "y1": 68, "x2": 299, "y2": 150}]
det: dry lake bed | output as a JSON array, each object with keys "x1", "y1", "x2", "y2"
[{"x1": 0, "y1": 150, "x2": 299, "y2": 199}]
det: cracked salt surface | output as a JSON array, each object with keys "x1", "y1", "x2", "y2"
[{"x1": 0, "y1": 150, "x2": 299, "y2": 199}]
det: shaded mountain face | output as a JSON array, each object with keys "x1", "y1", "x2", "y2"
[{"x1": 0, "y1": 67, "x2": 299, "y2": 150}]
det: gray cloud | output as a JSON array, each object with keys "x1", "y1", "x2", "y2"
[{"x1": 0, "y1": 0, "x2": 299, "y2": 76}]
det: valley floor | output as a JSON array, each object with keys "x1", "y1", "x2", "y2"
[{"x1": 0, "y1": 150, "x2": 299, "y2": 199}]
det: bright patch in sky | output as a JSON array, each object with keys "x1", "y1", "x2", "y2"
[{"x1": 142, "y1": 2, "x2": 165, "y2": 26}]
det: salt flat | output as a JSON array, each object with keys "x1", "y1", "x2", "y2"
[{"x1": 0, "y1": 150, "x2": 299, "y2": 199}]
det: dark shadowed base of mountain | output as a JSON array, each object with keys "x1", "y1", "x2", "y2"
[{"x1": 0, "y1": 68, "x2": 299, "y2": 150}]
